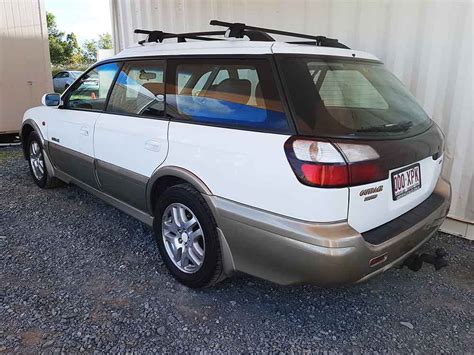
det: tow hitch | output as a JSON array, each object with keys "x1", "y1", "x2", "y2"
[{"x1": 402, "y1": 248, "x2": 448, "y2": 272}]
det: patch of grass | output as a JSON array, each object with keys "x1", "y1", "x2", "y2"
[{"x1": 0, "y1": 149, "x2": 23, "y2": 161}]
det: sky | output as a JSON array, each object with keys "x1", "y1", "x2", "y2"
[{"x1": 44, "y1": 0, "x2": 112, "y2": 45}]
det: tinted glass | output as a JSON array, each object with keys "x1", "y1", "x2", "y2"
[
  {"x1": 168, "y1": 59, "x2": 289, "y2": 133},
  {"x1": 279, "y1": 57, "x2": 431, "y2": 138},
  {"x1": 107, "y1": 60, "x2": 165, "y2": 117},
  {"x1": 64, "y1": 63, "x2": 120, "y2": 111}
]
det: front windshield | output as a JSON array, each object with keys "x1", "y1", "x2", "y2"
[{"x1": 278, "y1": 56, "x2": 431, "y2": 138}]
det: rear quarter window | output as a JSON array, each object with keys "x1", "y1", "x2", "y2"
[{"x1": 167, "y1": 58, "x2": 290, "y2": 133}]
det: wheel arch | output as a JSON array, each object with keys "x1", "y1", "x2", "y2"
[
  {"x1": 146, "y1": 166, "x2": 213, "y2": 215},
  {"x1": 146, "y1": 166, "x2": 235, "y2": 277},
  {"x1": 20, "y1": 119, "x2": 43, "y2": 159},
  {"x1": 20, "y1": 119, "x2": 56, "y2": 179}
]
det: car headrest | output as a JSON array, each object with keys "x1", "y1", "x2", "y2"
[{"x1": 210, "y1": 78, "x2": 252, "y2": 105}]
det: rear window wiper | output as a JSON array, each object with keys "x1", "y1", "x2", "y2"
[{"x1": 357, "y1": 120, "x2": 413, "y2": 133}]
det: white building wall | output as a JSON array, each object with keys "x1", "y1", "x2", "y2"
[
  {"x1": 110, "y1": 0, "x2": 473, "y2": 233},
  {"x1": 0, "y1": 0, "x2": 52, "y2": 134}
]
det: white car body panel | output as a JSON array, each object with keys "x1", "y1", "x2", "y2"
[
  {"x1": 46, "y1": 108, "x2": 98, "y2": 158},
  {"x1": 112, "y1": 41, "x2": 379, "y2": 61},
  {"x1": 23, "y1": 107, "x2": 49, "y2": 139},
  {"x1": 270, "y1": 42, "x2": 379, "y2": 60},
  {"x1": 348, "y1": 155, "x2": 443, "y2": 233},
  {"x1": 94, "y1": 113, "x2": 169, "y2": 177},
  {"x1": 164, "y1": 122, "x2": 349, "y2": 222},
  {"x1": 115, "y1": 41, "x2": 274, "y2": 59}
]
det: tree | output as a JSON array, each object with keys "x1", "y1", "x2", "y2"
[
  {"x1": 64, "y1": 33, "x2": 83, "y2": 64},
  {"x1": 46, "y1": 12, "x2": 83, "y2": 65},
  {"x1": 82, "y1": 39, "x2": 98, "y2": 63},
  {"x1": 98, "y1": 33, "x2": 113, "y2": 49},
  {"x1": 47, "y1": 12, "x2": 114, "y2": 65},
  {"x1": 47, "y1": 12, "x2": 66, "y2": 64},
  {"x1": 82, "y1": 33, "x2": 113, "y2": 63}
]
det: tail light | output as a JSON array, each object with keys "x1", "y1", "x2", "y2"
[{"x1": 284, "y1": 137, "x2": 388, "y2": 188}]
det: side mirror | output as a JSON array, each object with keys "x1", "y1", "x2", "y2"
[{"x1": 41, "y1": 93, "x2": 61, "y2": 107}]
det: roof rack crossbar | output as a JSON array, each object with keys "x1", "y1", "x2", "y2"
[
  {"x1": 134, "y1": 29, "x2": 226, "y2": 45},
  {"x1": 209, "y1": 20, "x2": 349, "y2": 48},
  {"x1": 178, "y1": 30, "x2": 226, "y2": 37},
  {"x1": 210, "y1": 20, "x2": 323, "y2": 41}
]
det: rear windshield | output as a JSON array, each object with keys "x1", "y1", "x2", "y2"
[{"x1": 278, "y1": 56, "x2": 432, "y2": 138}]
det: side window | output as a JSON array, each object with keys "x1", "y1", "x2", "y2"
[
  {"x1": 177, "y1": 67, "x2": 231, "y2": 97},
  {"x1": 64, "y1": 63, "x2": 120, "y2": 111},
  {"x1": 191, "y1": 71, "x2": 211, "y2": 95},
  {"x1": 167, "y1": 59, "x2": 289, "y2": 132},
  {"x1": 107, "y1": 60, "x2": 165, "y2": 118}
]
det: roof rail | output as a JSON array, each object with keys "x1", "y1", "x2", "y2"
[{"x1": 209, "y1": 20, "x2": 349, "y2": 48}]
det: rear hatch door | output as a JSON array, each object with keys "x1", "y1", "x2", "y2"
[
  {"x1": 276, "y1": 54, "x2": 445, "y2": 232},
  {"x1": 335, "y1": 125, "x2": 444, "y2": 233}
]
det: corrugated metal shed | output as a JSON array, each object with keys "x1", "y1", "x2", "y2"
[
  {"x1": 110, "y1": 0, "x2": 473, "y2": 233},
  {"x1": 0, "y1": 0, "x2": 53, "y2": 134}
]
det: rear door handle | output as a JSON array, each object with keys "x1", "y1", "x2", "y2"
[
  {"x1": 80, "y1": 126, "x2": 89, "y2": 136},
  {"x1": 145, "y1": 140, "x2": 161, "y2": 152}
]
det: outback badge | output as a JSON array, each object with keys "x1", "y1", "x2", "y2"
[{"x1": 360, "y1": 185, "x2": 383, "y2": 201}]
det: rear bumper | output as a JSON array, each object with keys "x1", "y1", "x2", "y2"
[{"x1": 210, "y1": 177, "x2": 451, "y2": 286}]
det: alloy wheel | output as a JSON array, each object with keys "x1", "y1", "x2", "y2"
[
  {"x1": 29, "y1": 141, "x2": 45, "y2": 181},
  {"x1": 161, "y1": 203, "x2": 205, "y2": 273}
]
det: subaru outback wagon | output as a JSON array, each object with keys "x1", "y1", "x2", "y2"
[{"x1": 21, "y1": 21, "x2": 451, "y2": 288}]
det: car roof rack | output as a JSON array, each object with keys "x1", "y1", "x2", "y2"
[{"x1": 134, "y1": 20, "x2": 349, "y2": 49}]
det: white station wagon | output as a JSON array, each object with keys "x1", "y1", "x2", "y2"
[{"x1": 21, "y1": 21, "x2": 451, "y2": 288}]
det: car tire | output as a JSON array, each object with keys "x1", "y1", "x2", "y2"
[
  {"x1": 153, "y1": 183, "x2": 223, "y2": 288},
  {"x1": 26, "y1": 132, "x2": 60, "y2": 189}
]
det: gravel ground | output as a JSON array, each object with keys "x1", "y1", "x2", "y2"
[{"x1": 1, "y1": 146, "x2": 473, "y2": 353}]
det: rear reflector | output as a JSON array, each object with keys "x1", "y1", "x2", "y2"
[
  {"x1": 369, "y1": 253, "x2": 388, "y2": 267},
  {"x1": 285, "y1": 137, "x2": 388, "y2": 188}
]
